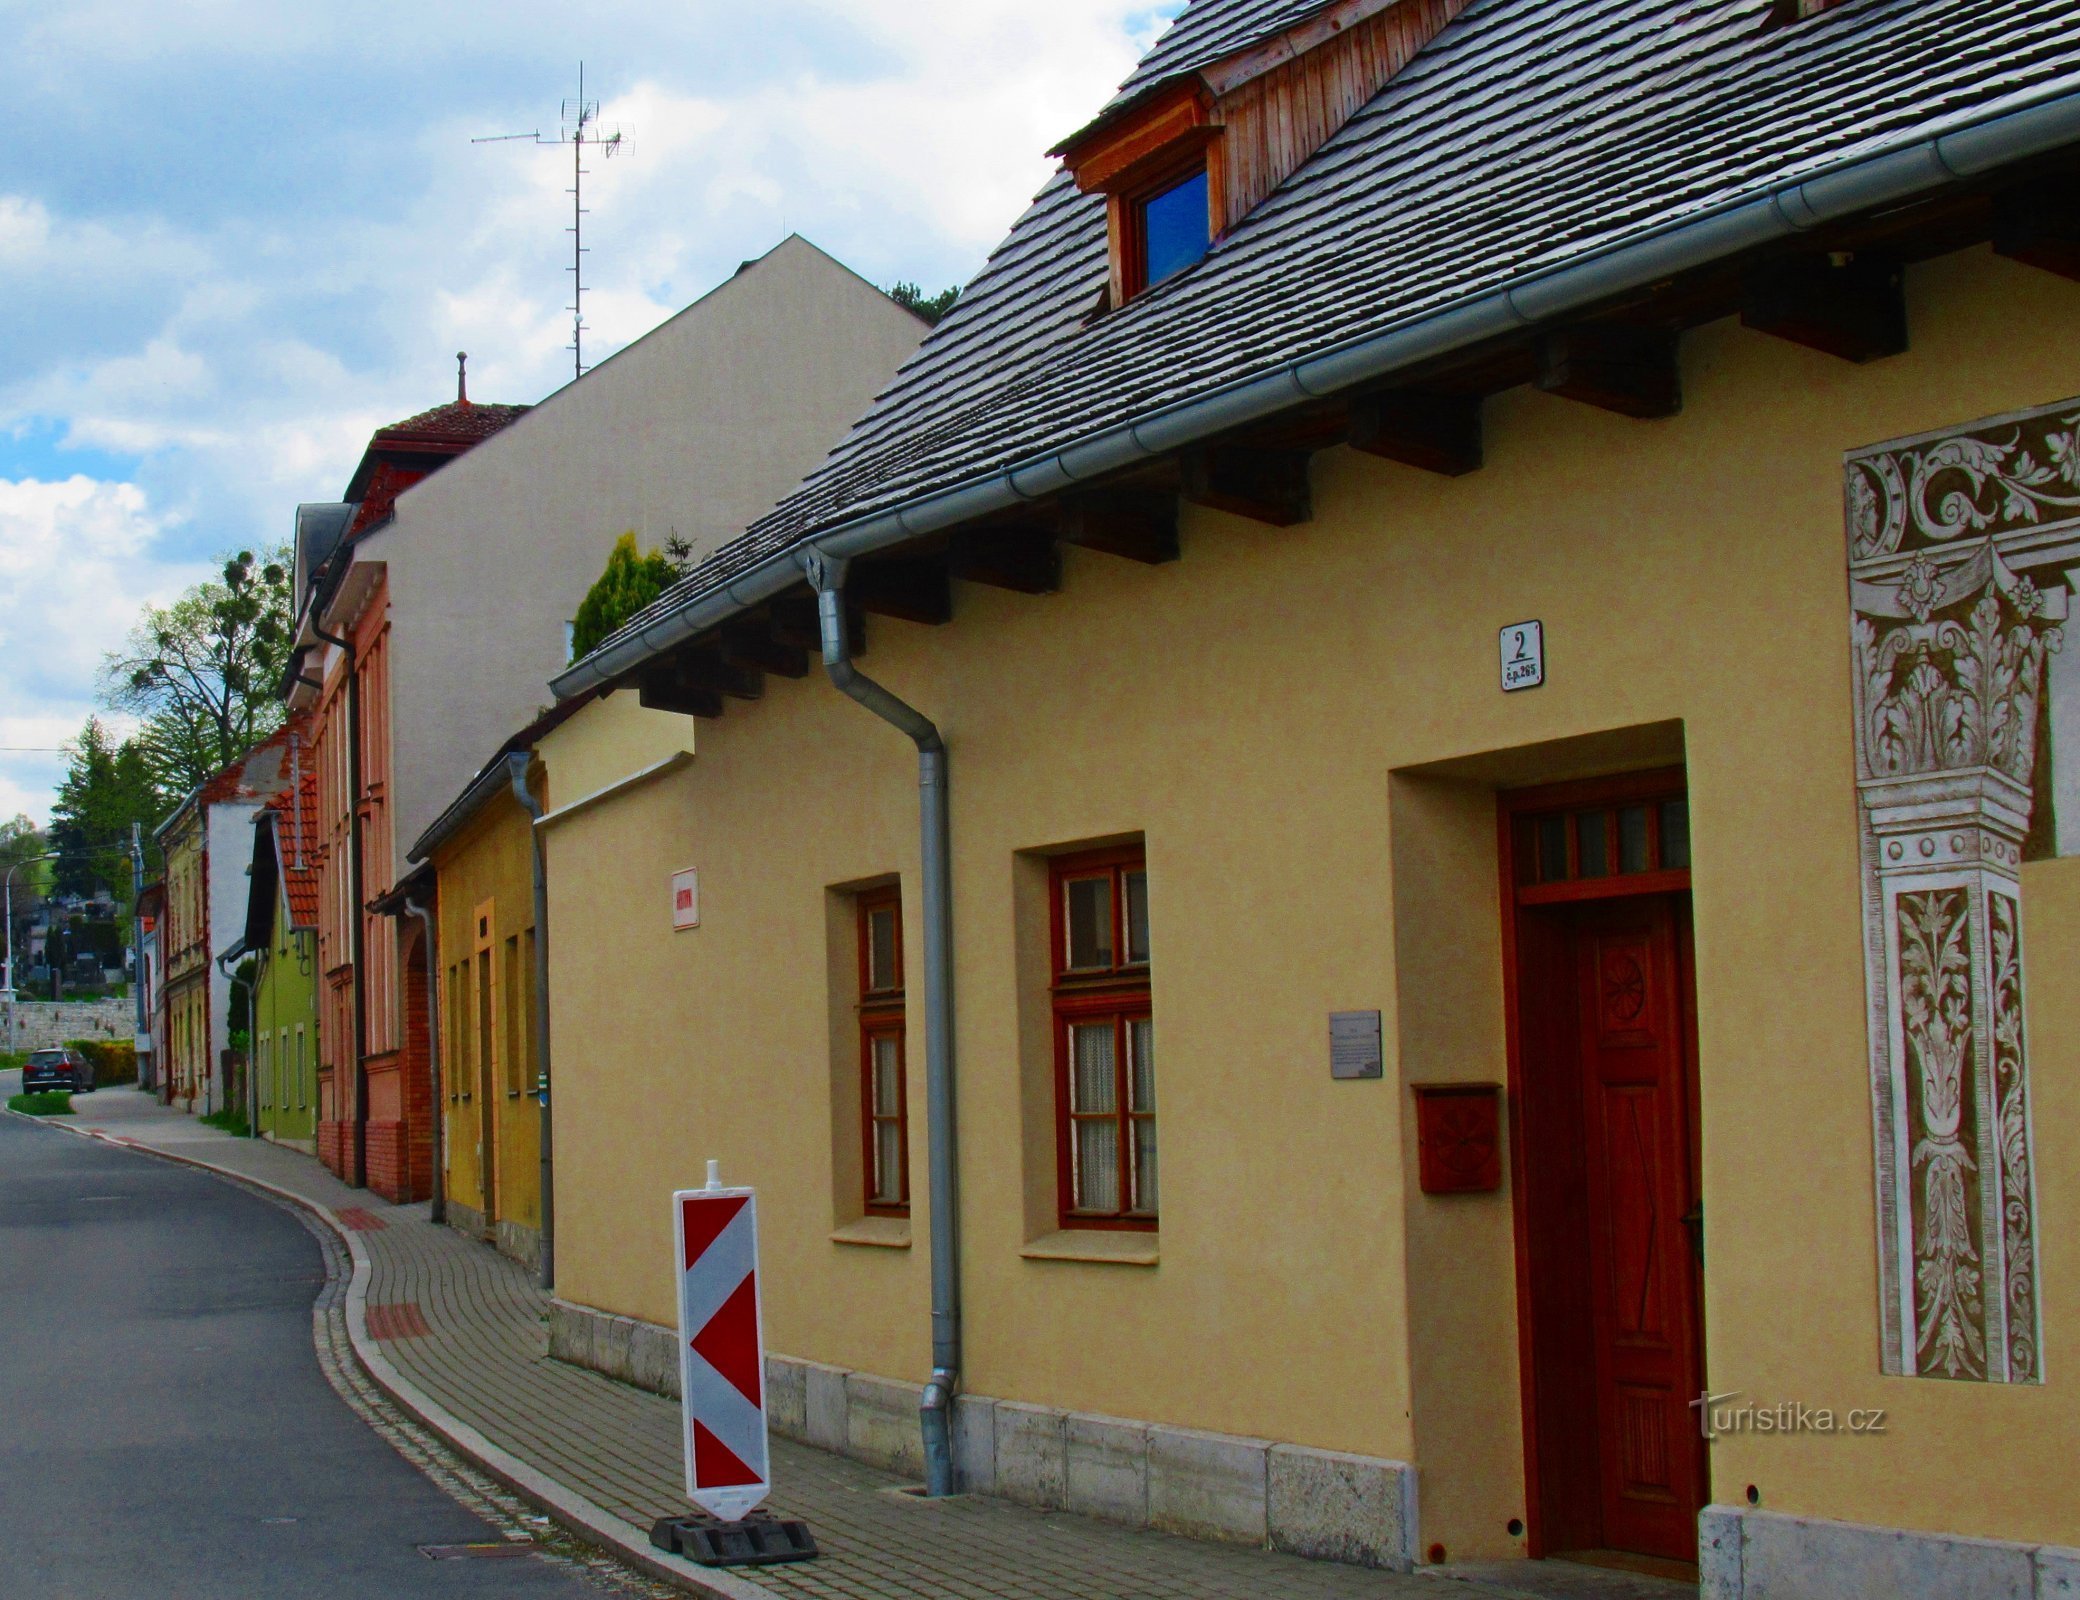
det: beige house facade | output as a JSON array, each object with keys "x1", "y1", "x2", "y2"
[{"x1": 525, "y1": 1, "x2": 2080, "y2": 1590}]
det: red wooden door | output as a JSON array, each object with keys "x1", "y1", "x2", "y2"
[{"x1": 1571, "y1": 896, "x2": 1704, "y2": 1562}]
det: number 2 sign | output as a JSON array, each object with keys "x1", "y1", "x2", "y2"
[{"x1": 1500, "y1": 620, "x2": 1545, "y2": 692}]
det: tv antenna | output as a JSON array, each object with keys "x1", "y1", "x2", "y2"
[{"x1": 473, "y1": 63, "x2": 627, "y2": 381}]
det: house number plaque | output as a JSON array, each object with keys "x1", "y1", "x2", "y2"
[{"x1": 1500, "y1": 620, "x2": 1544, "y2": 692}]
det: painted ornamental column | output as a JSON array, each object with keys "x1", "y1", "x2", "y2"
[{"x1": 1846, "y1": 398, "x2": 2080, "y2": 1385}]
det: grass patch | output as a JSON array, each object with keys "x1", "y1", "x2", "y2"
[
  {"x1": 7, "y1": 1090, "x2": 74, "y2": 1117},
  {"x1": 198, "y1": 1106, "x2": 252, "y2": 1138}
]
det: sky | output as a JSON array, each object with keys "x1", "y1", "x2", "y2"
[{"x1": 0, "y1": 0, "x2": 1181, "y2": 827}]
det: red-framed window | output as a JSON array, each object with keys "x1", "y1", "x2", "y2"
[
  {"x1": 1050, "y1": 847, "x2": 1156, "y2": 1229},
  {"x1": 1503, "y1": 767, "x2": 1692, "y2": 906},
  {"x1": 857, "y1": 889, "x2": 908, "y2": 1215}
]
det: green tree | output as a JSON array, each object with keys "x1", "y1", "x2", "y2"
[
  {"x1": 47, "y1": 718, "x2": 164, "y2": 907},
  {"x1": 888, "y1": 281, "x2": 960, "y2": 324},
  {"x1": 101, "y1": 545, "x2": 294, "y2": 794},
  {"x1": 569, "y1": 533, "x2": 681, "y2": 663},
  {"x1": 0, "y1": 817, "x2": 48, "y2": 968}
]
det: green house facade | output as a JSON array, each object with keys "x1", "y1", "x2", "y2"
[{"x1": 240, "y1": 737, "x2": 320, "y2": 1149}]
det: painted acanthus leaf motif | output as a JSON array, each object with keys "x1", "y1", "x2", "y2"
[
  {"x1": 1850, "y1": 412, "x2": 2080, "y2": 558},
  {"x1": 1989, "y1": 894, "x2": 2038, "y2": 1383},
  {"x1": 1898, "y1": 888, "x2": 1985, "y2": 1380},
  {"x1": 1860, "y1": 568, "x2": 2062, "y2": 784}
]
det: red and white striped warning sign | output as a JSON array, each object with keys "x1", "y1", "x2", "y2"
[{"x1": 674, "y1": 1177, "x2": 770, "y2": 1520}]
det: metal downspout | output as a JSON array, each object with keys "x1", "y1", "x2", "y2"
[
  {"x1": 312, "y1": 618, "x2": 369, "y2": 1189},
  {"x1": 803, "y1": 551, "x2": 961, "y2": 1498},
  {"x1": 401, "y1": 892, "x2": 444, "y2": 1225},
  {"x1": 507, "y1": 754, "x2": 556, "y2": 1292}
]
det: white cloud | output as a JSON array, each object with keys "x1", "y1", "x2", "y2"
[
  {"x1": 0, "y1": 475, "x2": 206, "y2": 823},
  {"x1": 0, "y1": 0, "x2": 1185, "y2": 824}
]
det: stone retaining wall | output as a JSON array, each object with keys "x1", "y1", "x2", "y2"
[
  {"x1": 547, "y1": 1297, "x2": 1417, "y2": 1571},
  {"x1": 3, "y1": 998, "x2": 133, "y2": 1052}
]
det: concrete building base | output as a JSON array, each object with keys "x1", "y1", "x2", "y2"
[
  {"x1": 546, "y1": 1297, "x2": 1417, "y2": 1571},
  {"x1": 441, "y1": 1203, "x2": 542, "y2": 1274},
  {"x1": 1701, "y1": 1506, "x2": 2080, "y2": 1599}
]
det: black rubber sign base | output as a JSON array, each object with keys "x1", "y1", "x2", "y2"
[{"x1": 651, "y1": 1511, "x2": 820, "y2": 1567}]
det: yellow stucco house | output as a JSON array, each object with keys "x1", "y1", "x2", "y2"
[{"x1": 520, "y1": 0, "x2": 2080, "y2": 1590}]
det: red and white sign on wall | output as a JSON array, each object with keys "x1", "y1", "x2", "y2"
[
  {"x1": 674, "y1": 1167, "x2": 769, "y2": 1520},
  {"x1": 671, "y1": 866, "x2": 700, "y2": 931}
]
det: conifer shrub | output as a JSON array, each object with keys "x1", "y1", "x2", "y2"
[{"x1": 569, "y1": 533, "x2": 682, "y2": 662}]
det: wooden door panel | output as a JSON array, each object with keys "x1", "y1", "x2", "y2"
[
  {"x1": 1593, "y1": 935, "x2": 1660, "y2": 1052},
  {"x1": 1600, "y1": 1086, "x2": 1667, "y2": 1345},
  {"x1": 1616, "y1": 1383, "x2": 1675, "y2": 1500},
  {"x1": 1575, "y1": 899, "x2": 1704, "y2": 1563}
]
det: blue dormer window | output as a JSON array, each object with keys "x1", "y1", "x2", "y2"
[{"x1": 1134, "y1": 166, "x2": 1210, "y2": 293}]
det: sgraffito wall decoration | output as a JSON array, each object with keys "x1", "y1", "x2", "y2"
[{"x1": 1846, "y1": 396, "x2": 2080, "y2": 1384}]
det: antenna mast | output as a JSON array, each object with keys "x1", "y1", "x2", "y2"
[{"x1": 472, "y1": 63, "x2": 627, "y2": 381}]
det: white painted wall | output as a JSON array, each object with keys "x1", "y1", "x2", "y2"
[
  {"x1": 371, "y1": 234, "x2": 927, "y2": 874},
  {"x1": 204, "y1": 799, "x2": 261, "y2": 1109}
]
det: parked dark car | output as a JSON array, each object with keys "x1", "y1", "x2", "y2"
[{"x1": 21, "y1": 1047, "x2": 93, "y2": 1095}]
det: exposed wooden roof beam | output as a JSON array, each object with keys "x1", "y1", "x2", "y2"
[
  {"x1": 638, "y1": 667, "x2": 723, "y2": 720},
  {"x1": 719, "y1": 621, "x2": 808, "y2": 680},
  {"x1": 1535, "y1": 324, "x2": 1682, "y2": 419},
  {"x1": 1742, "y1": 253, "x2": 1908, "y2": 364},
  {"x1": 1993, "y1": 178, "x2": 2080, "y2": 283},
  {"x1": 948, "y1": 525, "x2": 1062, "y2": 594},
  {"x1": 676, "y1": 649, "x2": 763, "y2": 701},
  {"x1": 1060, "y1": 490, "x2": 1180, "y2": 564},
  {"x1": 850, "y1": 556, "x2": 953, "y2": 625},
  {"x1": 1347, "y1": 390, "x2": 1484, "y2": 476},
  {"x1": 1181, "y1": 446, "x2": 1313, "y2": 527}
]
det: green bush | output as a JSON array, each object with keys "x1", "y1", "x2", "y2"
[
  {"x1": 66, "y1": 1038, "x2": 138, "y2": 1087},
  {"x1": 199, "y1": 1105, "x2": 251, "y2": 1137},
  {"x1": 569, "y1": 532, "x2": 681, "y2": 662},
  {"x1": 8, "y1": 1090, "x2": 73, "y2": 1116}
]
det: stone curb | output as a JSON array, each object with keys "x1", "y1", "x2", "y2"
[{"x1": 28, "y1": 1110, "x2": 781, "y2": 1600}]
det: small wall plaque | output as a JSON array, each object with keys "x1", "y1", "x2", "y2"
[
  {"x1": 1412, "y1": 1082, "x2": 1502, "y2": 1193},
  {"x1": 1500, "y1": 620, "x2": 1544, "y2": 692},
  {"x1": 671, "y1": 867, "x2": 700, "y2": 931},
  {"x1": 1329, "y1": 1011, "x2": 1384, "y2": 1080}
]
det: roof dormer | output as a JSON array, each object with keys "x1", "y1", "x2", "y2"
[{"x1": 1055, "y1": 0, "x2": 1468, "y2": 306}]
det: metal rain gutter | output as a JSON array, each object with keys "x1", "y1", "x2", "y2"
[
  {"x1": 548, "y1": 82, "x2": 2080, "y2": 704},
  {"x1": 803, "y1": 550, "x2": 962, "y2": 1499},
  {"x1": 408, "y1": 752, "x2": 525, "y2": 866}
]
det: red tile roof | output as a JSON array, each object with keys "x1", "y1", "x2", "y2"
[
  {"x1": 379, "y1": 398, "x2": 529, "y2": 445},
  {"x1": 342, "y1": 396, "x2": 528, "y2": 538},
  {"x1": 265, "y1": 725, "x2": 320, "y2": 931}
]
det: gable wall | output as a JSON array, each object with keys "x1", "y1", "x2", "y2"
[{"x1": 379, "y1": 238, "x2": 926, "y2": 885}]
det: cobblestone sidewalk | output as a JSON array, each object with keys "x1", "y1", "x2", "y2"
[{"x1": 63, "y1": 1088, "x2": 1694, "y2": 1600}]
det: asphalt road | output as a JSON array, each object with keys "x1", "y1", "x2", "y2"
[{"x1": 0, "y1": 1096, "x2": 626, "y2": 1599}]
